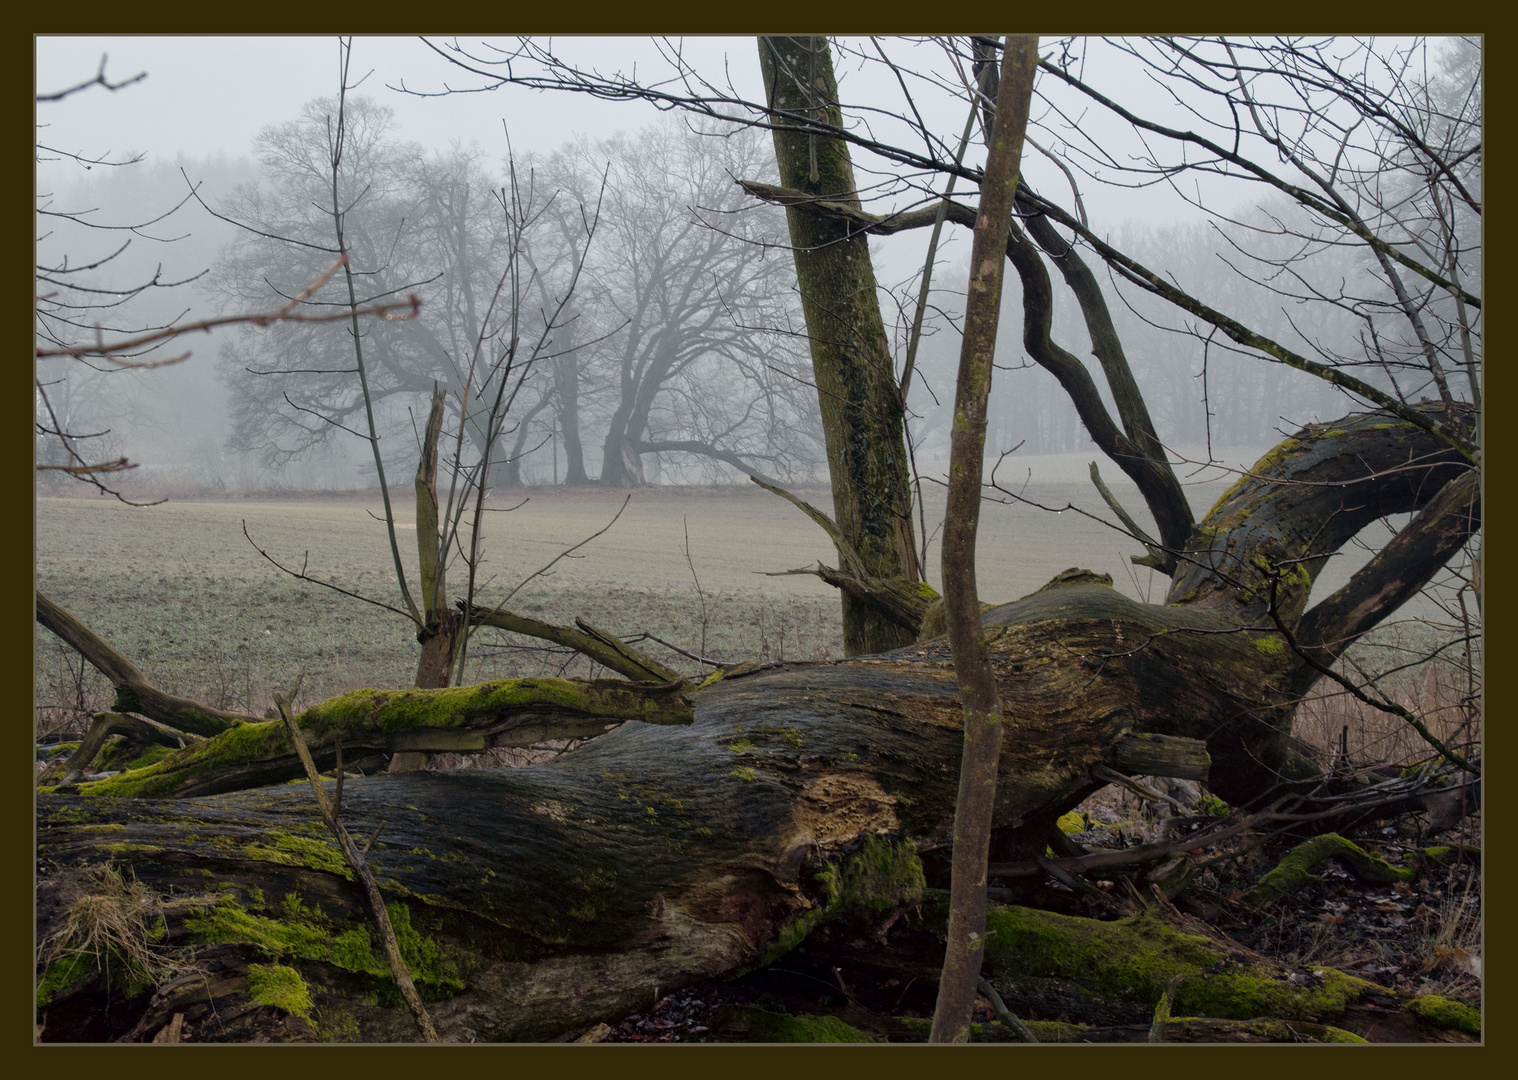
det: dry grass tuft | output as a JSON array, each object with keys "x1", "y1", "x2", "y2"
[
  {"x1": 38, "y1": 863, "x2": 214, "y2": 1001},
  {"x1": 1294, "y1": 625, "x2": 1480, "y2": 770}
]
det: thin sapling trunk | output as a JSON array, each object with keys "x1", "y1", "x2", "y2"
[{"x1": 929, "y1": 34, "x2": 1039, "y2": 1044}]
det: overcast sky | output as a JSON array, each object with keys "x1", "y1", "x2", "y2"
[
  {"x1": 37, "y1": 33, "x2": 1231, "y2": 332},
  {"x1": 36, "y1": 35, "x2": 1214, "y2": 234},
  {"x1": 36, "y1": 37, "x2": 762, "y2": 169}
]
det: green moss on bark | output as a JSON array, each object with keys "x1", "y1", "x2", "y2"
[
  {"x1": 240, "y1": 834, "x2": 354, "y2": 880},
  {"x1": 36, "y1": 953, "x2": 92, "y2": 1007},
  {"x1": 185, "y1": 894, "x2": 461, "y2": 996},
  {"x1": 300, "y1": 677, "x2": 684, "y2": 738},
  {"x1": 76, "y1": 721, "x2": 289, "y2": 798},
  {"x1": 753, "y1": 834, "x2": 925, "y2": 969},
  {"x1": 1406, "y1": 994, "x2": 1480, "y2": 1036}
]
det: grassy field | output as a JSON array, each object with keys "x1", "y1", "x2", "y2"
[{"x1": 36, "y1": 446, "x2": 1472, "y2": 762}]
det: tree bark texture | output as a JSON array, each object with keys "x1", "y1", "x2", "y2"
[
  {"x1": 930, "y1": 34, "x2": 1037, "y2": 1044},
  {"x1": 758, "y1": 36, "x2": 919, "y2": 656},
  {"x1": 36, "y1": 409, "x2": 1477, "y2": 1042}
]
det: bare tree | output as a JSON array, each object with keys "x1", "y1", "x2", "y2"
[
  {"x1": 533, "y1": 123, "x2": 820, "y2": 489},
  {"x1": 37, "y1": 35, "x2": 1480, "y2": 1044},
  {"x1": 206, "y1": 41, "x2": 603, "y2": 695}
]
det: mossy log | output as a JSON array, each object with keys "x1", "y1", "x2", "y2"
[
  {"x1": 39, "y1": 587, "x2": 1273, "y2": 1041},
  {"x1": 60, "y1": 678, "x2": 693, "y2": 801},
  {"x1": 1243, "y1": 833, "x2": 1416, "y2": 906},
  {"x1": 36, "y1": 406, "x2": 1479, "y2": 1041},
  {"x1": 45, "y1": 712, "x2": 199, "y2": 789}
]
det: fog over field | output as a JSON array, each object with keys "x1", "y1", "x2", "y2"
[
  {"x1": 36, "y1": 444, "x2": 1408, "y2": 724},
  {"x1": 36, "y1": 36, "x2": 1356, "y2": 497}
]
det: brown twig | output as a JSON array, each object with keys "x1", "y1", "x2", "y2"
[
  {"x1": 272, "y1": 693, "x2": 439, "y2": 1042},
  {"x1": 36, "y1": 256, "x2": 419, "y2": 360},
  {"x1": 977, "y1": 977, "x2": 1039, "y2": 1043}
]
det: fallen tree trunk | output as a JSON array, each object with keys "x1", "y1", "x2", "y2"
[
  {"x1": 35, "y1": 604, "x2": 1468, "y2": 1041},
  {"x1": 35, "y1": 406, "x2": 1478, "y2": 1042},
  {"x1": 24, "y1": 580, "x2": 1420, "y2": 1041},
  {"x1": 65, "y1": 677, "x2": 693, "y2": 800}
]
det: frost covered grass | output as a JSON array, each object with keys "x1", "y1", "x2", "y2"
[
  {"x1": 37, "y1": 459, "x2": 1470, "y2": 769},
  {"x1": 35, "y1": 489, "x2": 848, "y2": 734}
]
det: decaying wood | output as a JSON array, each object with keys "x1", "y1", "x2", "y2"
[
  {"x1": 1108, "y1": 733, "x2": 1211, "y2": 781},
  {"x1": 461, "y1": 603, "x2": 684, "y2": 686},
  {"x1": 413, "y1": 386, "x2": 458, "y2": 692},
  {"x1": 803, "y1": 562, "x2": 936, "y2": 635},
  {"x1": 35, "y1": 406, "x2": 1479, "y2": 1042}
]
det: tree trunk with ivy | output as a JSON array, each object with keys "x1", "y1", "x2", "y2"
[{"x1": 35, "y1": 405, "x2": 1476, "y2": 1042}]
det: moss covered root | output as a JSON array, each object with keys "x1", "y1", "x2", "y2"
[
  {"x1": 1245, "y1": 833, "x2": 1415, "y2": 906},
  {"x1": 1406, "y1": 994, "x2": 1481, "y2": 1036},
  {"x1": 969, "y1": 900, "x2": 1475, "y2": 1039},
  {"x1": 980, "y1": 903, "x2": 1378, "y2": 1024}
]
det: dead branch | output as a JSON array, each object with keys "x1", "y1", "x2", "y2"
[
  {"x1": 36, "y1": 260, "x2": 419, "y2": 361},
  {"x1": 459, "y1": 603, "x2": 684, "y2": 687},
  {"x1": 35, "y1": 591, "x2": 256, "y2": 736}
]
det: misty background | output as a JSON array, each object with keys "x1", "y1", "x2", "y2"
[{"x1": 36, "y1": 37, "x2": 1386, "y2": 499}]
